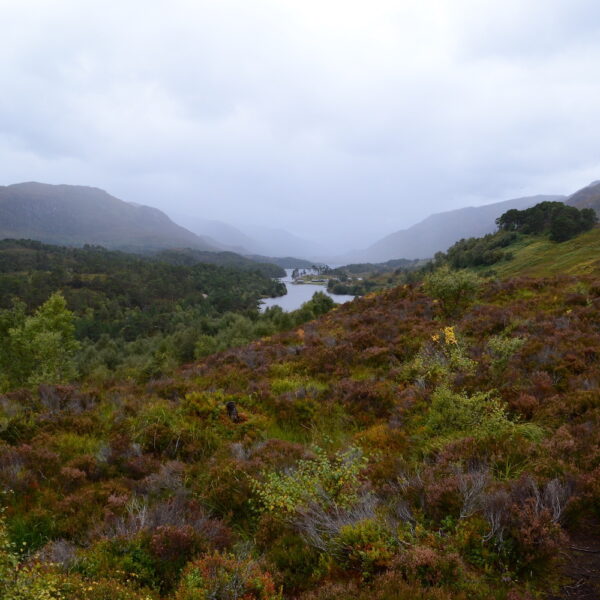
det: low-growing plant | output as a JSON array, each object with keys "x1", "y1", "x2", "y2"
[
  {"x1": 407, "y1": 326, "x2": 476, "y2": 386},
  {"x1": 252, "y1": 447, "x2": 367, "y2": 518},
  {"x1": 487, "y1": 335, "x2": 526, "y2": 373},
  {"x1": 74, "y1": 536, "x2": 158, "y2": 590},
  {"x1": 333, "y1": 517, "x2": 396, "y2": 578},
  {"x1": 423, "y1": 386, "x2": 543, "y2": 446},
  {"x1": 174, "y1": 551, "x2": 281, "y2": 600},
  {"x1": 397, "y1": 544, "x2": 464, "y2": 587},
  {"x1": 270, "y1": 376, "x2": 327, "y2": 397}
]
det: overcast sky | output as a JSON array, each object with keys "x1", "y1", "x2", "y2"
[{"x1": 1, "y1": 0, "x2": 600, "y2": 252}]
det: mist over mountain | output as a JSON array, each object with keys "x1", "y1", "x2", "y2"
[
  {"x1": 566, "y1": 180, "x2": 600, "y2": 214},
  {"x1": 3, "y1": 181, "x2": 598, "y2": 268},
  {"x1": 172, "y1": 212, "x2": 328, "y2": 259},
  {"x1": 237, "y1": 224, "x2": 328, "y2": 259},
  {"x1": 0, "y1": 182, "x2": 219, "y2": 253},
  {"x1": 171, "y1": 214, "x2": 259, "y2": 254},
  {"x1": 342, "y1": 194, "x2": 565, "y2": 263}
]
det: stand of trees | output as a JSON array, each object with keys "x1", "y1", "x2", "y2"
[
  {"x1": 0, "y1": 240, "x2": 336, "y2": 389},
  {"x1": 434, "y1": 201, "x2": 598, "y2": 271},
  {"x1": 496, "y1": 200, "x2": 596, "y2": 241}
]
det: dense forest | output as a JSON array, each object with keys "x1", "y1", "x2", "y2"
[
  {"x1": 343, "y1": 201, "x2": 599, "y2": 285},
  {"x1": 0, "y1": 240, "x2": 336, "y2": 389},
  {"x1": 152, "y1": 248, "x2": 285, "y2": 278},
  {"x1": 496, "y1": 201, "x2": 596, "y2": 241}
]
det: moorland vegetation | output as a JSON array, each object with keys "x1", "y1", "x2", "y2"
[{"x1": 0, "y1": 201, "x2": 599, "y2": 599}]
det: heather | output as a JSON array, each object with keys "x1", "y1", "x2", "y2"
[{"x1": 1, "y1": 263, "x2": 599, "y2": 598}]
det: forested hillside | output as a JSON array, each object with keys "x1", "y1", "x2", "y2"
[
  {"x1": 0, "y1": 239, "x2": 344, "y2": 394},
  {"x1": 153, "y1": 248, "x2": 285, "y2": 278},
  {"x1": 1, "y1": 236, "x2": 599, "y2": 598},
  {"x1": 434, "y1": 201, "x2": 599, "y2": 279}
]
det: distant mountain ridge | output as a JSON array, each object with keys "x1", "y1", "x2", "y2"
[
  {"x1": 343, "y1": 194, "x2": 566, "y2": 262},
  {"x1": 173, "y1": 213, "x2": 326, "y2": 259},
  {"x1": 3, "y1": 180, "x2": 598, "y2": 267},
  {"x1": 0, "y1": 182, "x2": 219, "y2": 252},
  {"x1": 170, "y1": 213, "x2": 259, "y2": 254},
  {"x1": 566, "y1": 180, "x2": 600, "y2": 214}
]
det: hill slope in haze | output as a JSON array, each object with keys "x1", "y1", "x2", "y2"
[
  {"x1": 566, "y1": 180, "x2": 600, "y2": 214},
  {"x1": 347, "y1": 194, "x2": 564, "y2": 262},
  {"x1": 175, "y1": 213, "x2": 326, "y2": 259},
  {"x1": 242, "y1": 224, "x2": 328, "y2": 258},
  {"x1": 0, "y1": 182, "x2": 219, "y2": 252},
  {"x1": 171, "y1": 213, "x2": 259, "y2": 254}
]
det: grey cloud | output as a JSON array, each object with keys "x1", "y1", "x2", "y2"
[{"x1": 1, "y1": 0, "x2": 600, "y2": 253}]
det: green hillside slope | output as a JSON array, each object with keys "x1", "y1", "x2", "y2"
[{"x1": 492, "y1": 226, "x2": 600, "y2": 278}]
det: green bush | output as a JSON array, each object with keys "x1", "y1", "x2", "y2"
[
  {"x1": 407, "y1": 326, "x2": 476, "y2": 386},
  {"x1": 74, "y1": 537, "x2": 158, "y2": 590},
  {"x1": 333, "y1": 518, "x2": 395, "y2": 579},
  {"x1": 425, "y1": 386, "x2": 508, "y2": 438},
  {"x1": 252, "y1": 448, "x2": 367, "y2": 517},
  {"x1": 2, "y1": 511, "x2": 158, "y2": 600},
  {"x1": 423, "y1": 386, "x2": 542, "y2": 446},
  {"x1": 424, "y1": 268, "x2": 481, "y2": 317},
  {"x1": 0, "y1": 292, "x2": 79, "y2": 391}
]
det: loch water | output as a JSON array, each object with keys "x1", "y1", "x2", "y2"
[{"x1": 260, "y1": 269, "x2": 355, "y2": 312}]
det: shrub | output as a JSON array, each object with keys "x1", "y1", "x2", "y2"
[
  {"x1": 174, "y1": 552, "x2": 280, "y2": 600},
  {"x1": 1, "y1": 511, "x2": 159, "y2": 600},
  {"x1": 74, "y1": 536, "x2": 158, "y2": 589},
  {"x1": 252, "y1": 447, "x2": 367, "y2": 518},
  {"x1": 255, "y1": 516, "x2": 323, "y2": 591},
  {"x1": 487, "y1": 335, "x2": 526, "y2": 373},
  {"x1": 0, "y1": 292, "x2": 80, "y2": 391},
  {"x1": 0, "y1": 510, "x2": 19, "y2": 595},
  {"x1": 408, "y1": 326, "x2": 476, "y2": 386},
  {"x1": 181, "y1": 391, "x2": 225, "y2": 422},
  {"x1": 149, "y1": 525, "x2": 211, "y2": 591},
  {"x1": 423, "y1": 386, "x2": 542, "y2": 446},
  {"x1": 194, "y1": 335, "x2": 219, "y2": 359},
  {"x1": 61, "y1": 577, "x2": 159, "y2": 599},
  {"x1": 397, "y1": 545, "x2": 464, "y2": 587},
  {"x1": 424, "y1": 268, "x2": 481, "y2": 317},
  {"x1": 333, "y1": 517, "x2": 396, "y2": 578}
]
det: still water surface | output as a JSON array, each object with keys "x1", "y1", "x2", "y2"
[{"x1": 260, "y1": 269, "x2": 355, "y2": 312}]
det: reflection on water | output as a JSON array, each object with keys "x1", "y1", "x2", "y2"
[{"x1": 260, "y1": 269, "x2": 355, "y2": 312}]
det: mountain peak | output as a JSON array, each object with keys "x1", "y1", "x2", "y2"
[{"x1": 0, "y1": 182, "x2": 218, "y2": 253}]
